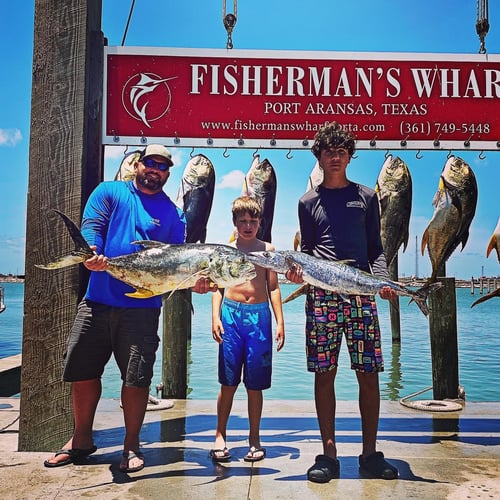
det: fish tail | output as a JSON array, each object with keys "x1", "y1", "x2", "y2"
[
  {"x1": 410, "y1": 281, "x2": 443, "y2": 316},
  {"x1": 471, "y1": 287, "x2": 500, "y2": 308},
  {"x1": 35, "y1": 209, "x2": 94, "y2": 270}
]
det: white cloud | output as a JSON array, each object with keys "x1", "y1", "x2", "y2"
[
  {"x1": 217, "y1": 169, "x2": 245, "y2": 189},
  {"x1": 0, "y1": 128, "x2": 22, "y2": 146}
]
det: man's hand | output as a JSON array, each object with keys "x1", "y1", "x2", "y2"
[
  {"x1": 83, "y1": 246, "x2": 108, "y2": 271},
  {"x1": 192, "y1": 277, "x2": 217, "y2": 294}
]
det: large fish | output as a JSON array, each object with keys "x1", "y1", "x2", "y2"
[
  {"x1": 176, "y1": 154, "x2": 215, "y2": 243},
  {"x1": 241, "y1": 155, "x2": 277, "y2": 242},
  {"x1": 375, "y1": 155, "x2": 412, "y2": 267},
  {"x1": 36, "y1": 210, "x2": 256, "y2": 298},
  {"x1": 486, "y1": 216, "x2": 500, "y2": 263},
  {"x1": 294, "y1": 161, "x2": 323, "y2": 250},
  {"x1": 114, "y1": 149, "x2": 141, "y2": 181},
  {"x1": 247, "y1": 250, "x2": 442, "y2": 316},
  {"x1": 421, "y1": 156, "x2": 478, "y2": 280}
]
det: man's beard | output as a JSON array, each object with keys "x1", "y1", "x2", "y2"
[{"x1": 135, "y1": 171, "x2": 166, "y2": 192}]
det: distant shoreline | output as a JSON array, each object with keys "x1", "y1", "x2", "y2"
[{"x1": 0, "y1": 277, "x2": 24, "y2": 283}]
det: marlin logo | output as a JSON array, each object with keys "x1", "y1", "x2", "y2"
[{"x1": 122, "y1": 72, "x2": 177, "y2": 128}]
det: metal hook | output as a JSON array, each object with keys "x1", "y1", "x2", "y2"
[
  {"x1": 253, "y1": 148, "x2": 259, "y2": 158},
  {"x1": 416, "y1": 150, "x2": 423, "y2": 160},
  {"x1": 286, "y1": 149, "x2": 293, "y2": 160},
  {"x1": 384, "y1": 149, "x2": 390, "y2": 159},
  {"x1": 447, "y1": 150, "x2": 453, "y2": 159},
  {"x1": 123, "y1": 145, "x2": 129, "y2": 155},
  {"x1": 479, "y1": 150, "x2": 486, "y2": 160},
  {"x1": 190, "y1": 147, "x2": 195, "y2": 158},
  {"x1": 223, "y1": 147, "x2": 230, "y2": 158}
]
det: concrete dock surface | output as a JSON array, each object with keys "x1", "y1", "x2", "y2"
[{"x1": 0, "y1": 398, "x2": 498, "y2": 499}]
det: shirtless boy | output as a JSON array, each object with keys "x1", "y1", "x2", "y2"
[{"x1": 210, "y1": 195, "x2": 285, "y2": 462}]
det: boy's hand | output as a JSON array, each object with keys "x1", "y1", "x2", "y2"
[
  {"x1": 84, "y1": 246, "x2": 108, "y2": 271},
  {"x1": 285, "y1": 263, "x2": 304, "y2": 284},
  {"x1": 275, "y1": 326, "x2": 285, "y2": 351},
  {"x1": 379, "y1": 286, "x2": 398, "y2": 300},
  {"x1": 212, "y1": 320, "x2": 224, "y2": 344}
]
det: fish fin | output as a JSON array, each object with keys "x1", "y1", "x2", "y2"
[
  {"x1": 486, "y1": 234, "x2": 497, "y2": 258},
  {"x1": 471, "y1": 287, "x2": 500, "y2": 308},
  {"x1": 35, "y1": 209, "x2": 94, "y2": 269},
  {"x1": 293, "y1": 230, "x2": 301, "y2": 250},
  {"x1": 131, "y1": 240, "x2": 169, "y2": 249},
  {"x1": 421, "y1": 227, "x2": 429, "y2": 255},
  {"x1": 401, "y1": 228, "x2": 409, "y2": 253},
  {"x1": 165, "y1": 269, "x2": 209, "y2": 299},
  {"x1": 125, "y1": 288, "x2": 155, "y2": 299},
  {"x1": 282, "y1": 284, "x2": 308, "y2": 304},
  {"x1": 410, "y1": 281, "x2": 443, "y2": 316}
]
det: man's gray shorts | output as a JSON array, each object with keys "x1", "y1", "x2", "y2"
[{"x1": 63, "y1": 299, "x2": 160, "y2": 388}]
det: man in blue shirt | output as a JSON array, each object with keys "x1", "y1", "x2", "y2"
[{"x1": 44, "y1": 145, "x2": 212, "y2": 473}]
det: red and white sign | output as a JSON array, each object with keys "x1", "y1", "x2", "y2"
[{"x1": 104, "y1": 47, "x2": 500, "y2": 150}]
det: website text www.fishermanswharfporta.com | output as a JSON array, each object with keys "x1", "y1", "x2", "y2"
[{"x1": 199, "y1": 119, "x2": 386, "y2": 134}]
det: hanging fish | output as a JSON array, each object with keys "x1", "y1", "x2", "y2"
[
  {"x1": 375, "y1": 155, "x2": 412, "y2": 267},
  {"x1": 421, "y1": 156, "x2": 478, "y2": 280},
  {"x1": 176, "y1": 154, "x2": 216, "y2": 243},
  {"x1": 239, "y1": 155, "x2": 277, "y2": 242},
  {"x1": 114, "y1": 149, "x2": 141, "y2": 181},
  {"x1": 294, "y1": 161, "x2": 323, "y2": 250}
]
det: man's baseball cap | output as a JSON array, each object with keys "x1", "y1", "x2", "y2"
[{"x1": 141, "y1": 144, "x2": 174, "y2": 167}]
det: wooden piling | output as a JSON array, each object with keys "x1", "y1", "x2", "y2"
[
  {"x1": 428, "y1": 277, "x2": 459, "y2": 400},
  {"x1": 388, "y1": 258, "x2": 401, "y2": 343},
  {"x1": 161, "y1": 290, "x2": 192, "y2": 398}
]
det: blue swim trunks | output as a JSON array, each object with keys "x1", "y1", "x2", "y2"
[{"x1": 218, "y1": 298, "x2": 273, "y2": 390}]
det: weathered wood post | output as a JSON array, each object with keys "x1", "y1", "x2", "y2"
[
  {"x1": 387, "y1": 257, "x2": 401, "y2": 343},
  {"x1": 161, "y1": 290, "x2": 192, "y2": 398},
  {"x1": 20, "y1": 0, "x2": 103, "y2": 451},
  {"x1": 428, "y1": 277, "x2": 459, "y2": 400}
]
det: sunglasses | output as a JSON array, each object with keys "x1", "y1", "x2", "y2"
[{"x1": 141, "y1": 157, "x2": 170, "y2": 171}]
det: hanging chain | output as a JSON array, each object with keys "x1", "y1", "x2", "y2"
[
  {"x1": 476, "y1": 0, "x2": 489, "y2": 54},
  {"x1": 222, "y1": 0, "x2": 237, "y2": 49}
]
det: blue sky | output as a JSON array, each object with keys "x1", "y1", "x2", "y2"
[{"x1": 2, "y1": 1, "x2": 500, "y2": 279}]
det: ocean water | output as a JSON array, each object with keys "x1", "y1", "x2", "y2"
[{"x1": 1, "y1": 282, "x2": 498, "y2": 402}]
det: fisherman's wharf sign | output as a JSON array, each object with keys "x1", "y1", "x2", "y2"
[{"x1": 104, "y1": 47, "x2": 500, "y2": 150}]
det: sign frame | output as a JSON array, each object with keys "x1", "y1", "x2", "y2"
[{"x1": 103, "y1": 46, "x2": 500, "y2": 151}]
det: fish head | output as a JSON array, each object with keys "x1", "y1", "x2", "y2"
[
  {"x1": 183, "y1": 154, "x2": 215, "y2": 187},
  {"x1": 246, "y1": 251, "x2": 289, "y2": 273},
  {"x1": 377, "y1": 156, "x2": 411, "y2": 192},
  {"x1": 246, "y1": 158, "x2": 277, "y2": 194},
  {"x1": 209, "y1": 247, "x2": 256, "y2": 286}
]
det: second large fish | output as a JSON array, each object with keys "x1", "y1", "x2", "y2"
[
  {"x1": 247, "y1": 250, "x2": 442, "y2": 316},
  {"x1": 176, "y1": 154, "x2": 215, "y2": 243},
  {"x1": 241, "y1": 155, "x2": 277, "y2": 242},
  {"x1": 421, "y1": 156, "x2": 478, "y2": 280},
  {"x1": 36, "y1": 210, "x2": 256, "y2": 298},
  {"x1": 375, "y1": 155, "x2": 412, "y2": 267}
]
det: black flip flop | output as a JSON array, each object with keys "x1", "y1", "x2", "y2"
[{"x1": 43, "y1": 445, "x2": 97, "y2": 468}]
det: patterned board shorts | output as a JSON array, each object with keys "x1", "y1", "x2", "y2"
[{"x1": 305, "y1": 286, "x2": 384, "y2": 373}]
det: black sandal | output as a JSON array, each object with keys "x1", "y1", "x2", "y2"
[
  {"x1": 359, "y1": 451, "x2": 398, "y2": 480},
  {"x1": 306, "y1": 454, "x2": 340, "y2": 483}
]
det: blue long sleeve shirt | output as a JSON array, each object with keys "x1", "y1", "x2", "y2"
[{"x1": 81, "y1": 180, "x2": 186, "y2": 308}]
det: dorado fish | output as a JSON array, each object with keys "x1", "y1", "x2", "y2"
[
  {"x1": 176, "y1": 154, "x2": 215, "y2": 243},
  {"x1": 421, "y1": 156, "x2": 478, "y2": 280},
  {"x1": 241, "y1": 155, "x2": 277, "y2": 242},
  {"x1": 375, "y1": 155, "x2": 412, "y2": 267},
  {"x1": 486, "y1": 216, "x2": 500, "y2": 263},
  {"x1": 247, "y1": 250, "x2": 442, "y2": 316},
  {"x1": 294, "y1": 161, "x2": 323, "y2": 250},
  {"x1": 36, "y1": 210, "x2": 256, "y2": 298}
]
